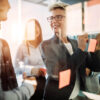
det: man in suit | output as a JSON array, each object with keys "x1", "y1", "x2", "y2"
[{"x1": 41, "y1": 2, "x2": 89, "y2": 100}]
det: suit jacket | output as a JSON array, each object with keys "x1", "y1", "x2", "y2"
[
  {"x1": 41, "y1": 36, "x2": 87, "y2": 87},
  {"x1": 41, "y1": 36, "x2": 91, "y2": 99}
]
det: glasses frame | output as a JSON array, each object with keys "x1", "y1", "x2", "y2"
[{"x1": 47, "y1": 15, "x2": 65, "y2": 22}]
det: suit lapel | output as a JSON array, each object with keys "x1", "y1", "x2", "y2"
[{"x1": 68, "y1": 37, "x2": 77, "y2": 52}]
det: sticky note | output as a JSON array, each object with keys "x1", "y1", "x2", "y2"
[
  {"x1": 88, "y1": 39, "x2": 97, "y2": 52},
  {"x1": 59, "y1": 69, "x2": 71, "y2": 89}
]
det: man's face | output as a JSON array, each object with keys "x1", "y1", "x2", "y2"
[
  {"x1": 47, "y1": 9, "x2": 66, "y2": 36},
  {"x1": 0, "y1": 0, "x2": 10, "y2": 21}
]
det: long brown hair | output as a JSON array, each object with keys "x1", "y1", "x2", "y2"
[
  {"x1": 25, "y1": 19, "x2": 43, "y2": 55},
  {"x1": 95, "y1": 34, "x2": 100, "y2": 51},
  {"x1": 1, "y1": 39, "x2": 18, "y2": 91}
]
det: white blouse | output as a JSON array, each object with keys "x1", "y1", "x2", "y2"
[{"x1": 14, "y1": 42, "x2": 45, "y2": 75}]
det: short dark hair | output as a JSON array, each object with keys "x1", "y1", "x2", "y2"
[{"x1": 48, "y1": 2, "x2": 69, "y2": 11}]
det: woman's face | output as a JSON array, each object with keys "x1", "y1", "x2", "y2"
[
  {"x1": 26, "y1": 20, "x2": 41, "y2": 41},
  {"x1": 35, "y1": 22, "x2": 41, "y2": 39},
  {"x1": 0, "y1": 0, "x2": 10, "y2": 21},
  {"x1": 26, "y1": 20, "x2": 35, "y2": 40}
]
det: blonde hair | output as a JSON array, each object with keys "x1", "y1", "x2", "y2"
[
  {"x1": 48, "y1": 2, "x2": 69, "y2": 11},
  {"x1": 24, "y1": 19, "x2": 43, "y2": 55}
]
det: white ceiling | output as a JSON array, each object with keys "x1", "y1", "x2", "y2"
[
  {"x1": 23, "y1": 0, "x2": 49, "y2": 6},
  {"x1": 23, "y1": 0, "x2": 89, "y2": 6}
]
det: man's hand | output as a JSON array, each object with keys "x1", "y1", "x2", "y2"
[
  {"x1": 78, "y1": 34, "x2": 88, "y2": 51},
  {"x1": 23, "y1": 72, "x2": 27, "y2": 79},
  {"x1": 86, "y1": 68, "x2": 91, "y2": 76}
]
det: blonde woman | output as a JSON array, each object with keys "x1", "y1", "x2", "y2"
[{"x1": 14, "y1": 19, "x2": 46, "y2": 100}]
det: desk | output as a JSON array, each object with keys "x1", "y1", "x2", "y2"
[{"x1": 82, "y1": 91, "x2": 100, "y2": 100}]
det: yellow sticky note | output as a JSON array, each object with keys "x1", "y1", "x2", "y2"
[
  {"x1": 59, "y1": 69, "x2": 71, "y2": 89},
  {"x1": 88, "y1": 39, "x2": 97, "y2": 52}
]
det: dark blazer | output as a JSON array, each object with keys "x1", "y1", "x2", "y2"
[
  {"x1": 41, "y1": 36, "x2": 87, "y2": 99},
  {"x1": 41, "y1": 36, "x2": 87, "y2": 76}
]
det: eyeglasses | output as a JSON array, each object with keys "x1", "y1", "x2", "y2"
[{"x1": 47, "y1": 15, "x2": 65, "y2": 22}]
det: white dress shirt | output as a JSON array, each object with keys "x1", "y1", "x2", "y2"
[{"x1": 64, "y1": 42, "x2": 80, "y2": 99}]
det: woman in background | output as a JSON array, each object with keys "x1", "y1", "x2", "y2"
[{"x1": 14, "y1": 18, "x2": 46, "y2": 100}]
